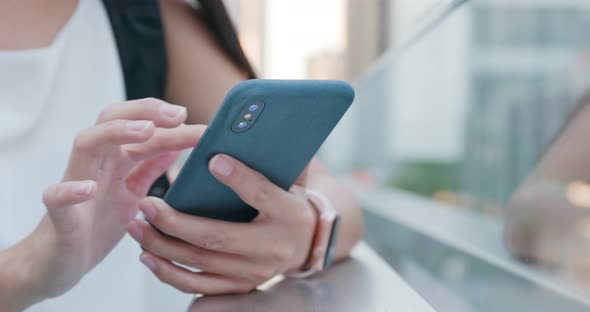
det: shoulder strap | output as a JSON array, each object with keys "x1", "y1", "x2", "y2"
[
  {"x1": 102, "y1": 0, "x2": 167, "y2": 100},
  {"x1": 102, "y1": 0, "x2": 169, "y2": 197},
  {"x1": 103, "y1": 0, "x2": 255, "y2": 103},
  {"x1": 103, "y1": 0, "x2": 256, "y2": 197}
]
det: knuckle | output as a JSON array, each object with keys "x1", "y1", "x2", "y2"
[
  {"x1": 156, "y1": 207, "x2": 176, "y2": 229},
  {"x1": 149, "y1": 132, "x2": 167, "y2": 151},
  {"x1": 270, "y1": 245, "x2": 295, "y2": 263},
  {"x1": 95, "y1": 122, "x2": 119, "y2": 147},
  {"x1": 185, "y1": 253, "x2": 207, "y2": 269},
  {"x1": 199, "y1": 231, "x2": 226, "y2": 251},
  {"x1": 139, "y1": 97, "x2": 165, "y2": 110},
  {"x1": 252, "y1": 179, "x2": 274, "y2": 204},
  {"x1": 141, "y1": 232, "x2": 157, "y2": 250},
  {"x1": 102, "y1": 120, "x2": 125, "y2": 137}
]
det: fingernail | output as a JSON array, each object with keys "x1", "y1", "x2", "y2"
[
  {"x1": 73, "y1": 181, "x2": 94, "y2": 196},
  {"x1": 210, "y1": 155, "x2": 233, "y2": 177},
  {"x1": 127, "y1": 221, "x2": 144, "y2": 241},
  {"x1": 126, "y1": 120, "x2": 151, "y2": 133},
  {"x1": 140, "y1": 253, "x2": 157, "y2": 271},
  {"x1": 140, "y1": 199, "x2": 157, "y2": 220},
  {"x1": 160, "y1": 103, "x2": 186, "y2": 118}
]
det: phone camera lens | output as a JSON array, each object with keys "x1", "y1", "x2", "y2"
[
  {"x1": 238, "y1": 121, "x2": 248, "y2": 129},
  {"x1": 248, "y1": 104, "x2": 259, "y2": 112}
]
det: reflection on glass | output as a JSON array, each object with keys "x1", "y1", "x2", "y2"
[{"x1": 351, "y1": 0, "x2": 590, "y2": 310}]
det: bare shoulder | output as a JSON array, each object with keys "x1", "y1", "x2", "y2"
[{"x1": 159, "y1": 0, "x2": 244, "y2": 124}]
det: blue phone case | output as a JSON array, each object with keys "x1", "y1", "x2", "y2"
[{"x1": 163, "y1": 79, "x2": 354, "y2": 222}]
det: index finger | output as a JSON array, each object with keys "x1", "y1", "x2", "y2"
[
  {"x1": 123, "y1": 124, "x2": 206, "y2": 161},
  {"x1": 140, "y1": 197, "x2": 265, "y2": 256},
  {"x1": 97, "y1": 98, "x2": 187, "y2": 128}
]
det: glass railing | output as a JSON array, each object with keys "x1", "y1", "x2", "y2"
[{"x1": 333, "y1": 0, "x2": 590, "y2": 310}]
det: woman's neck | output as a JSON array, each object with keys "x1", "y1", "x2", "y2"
[{"x1": 0, "y1": 0, "x2": 78, "y2": 50}]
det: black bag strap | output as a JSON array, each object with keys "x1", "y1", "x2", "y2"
[
  {"x1": 103, "y1": 0, "x2": 255, "y2": 102},
  {"x1": 102, "y1": 0, "x2": 256, "y2": 197},
  {"x1": 102, "y1": 0, "x2": 167, "y2": 100}
]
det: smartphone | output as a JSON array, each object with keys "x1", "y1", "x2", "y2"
[{"x1": 163, "y1": 79, "x2": 354, "y2": 222}]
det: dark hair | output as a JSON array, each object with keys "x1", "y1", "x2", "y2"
[{"x1": 198, "y1": 0, "x2": 257, "y2": 79}]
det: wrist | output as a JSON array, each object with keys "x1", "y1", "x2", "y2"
[
  {"x1": 290, "y1": 195, "x2": 319, "y2": 272},
  {"x1": 287, "y1": 189, "x2": 340, "y2": 278},
  {"x1": 0, "y1": 216, "x2": 64, "y2": 311},
  {"x1": 0, "y1": 238, "x2": 46, "y2": 311}
]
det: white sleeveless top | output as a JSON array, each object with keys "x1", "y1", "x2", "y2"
[{"x1": 0, "y1": 1, "x2": 190, "y2": 311}]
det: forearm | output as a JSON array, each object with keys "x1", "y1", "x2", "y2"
[
  {"x1": 0, "y1": 238, "x2": 43, "y2": 312},
  {"x1": 504, "y1": 179, "x2": 588, "y2": 264},
  {"x1": 307, "y1": 159, "x2": 363, "y2": 261}
]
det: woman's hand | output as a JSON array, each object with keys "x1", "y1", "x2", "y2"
[
  {"x1": 127, "y1": 154, "x2": 318, "y2": 295},
  {"x1": 0, "y1": 98, "x2": 204, "y2": 311}
]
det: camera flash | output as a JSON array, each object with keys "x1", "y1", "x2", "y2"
[{"x1": 244, "y1": 114, "x2": 252, "y2": 120}]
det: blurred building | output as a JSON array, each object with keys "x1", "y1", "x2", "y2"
[
  {"x1": 345, "y1": 0, "x2": 393, "y2": 172},
  {"x1": 346, "y1": 0, "x2": 590, "y2": 209},
  {"x1": 306, "y1": 52, "x2": 347, "y2": 80},
  {"x1": 461, "y1": 0, "x2": 590, "y2": 205},
  {"x1": 303, "y1": 0, "x2": 393, "y2": 173},
  {"x1": 344, "y1": 0, "x2": 391, "y2": 80}
]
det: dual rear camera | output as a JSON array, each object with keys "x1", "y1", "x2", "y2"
[{"x1": 232, "y1": 102, "x2": 264, "y2": 132}]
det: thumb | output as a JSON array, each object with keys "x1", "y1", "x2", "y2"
[{"x1": 43, "y1": 180, "x2": 97, "y2": 234}]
